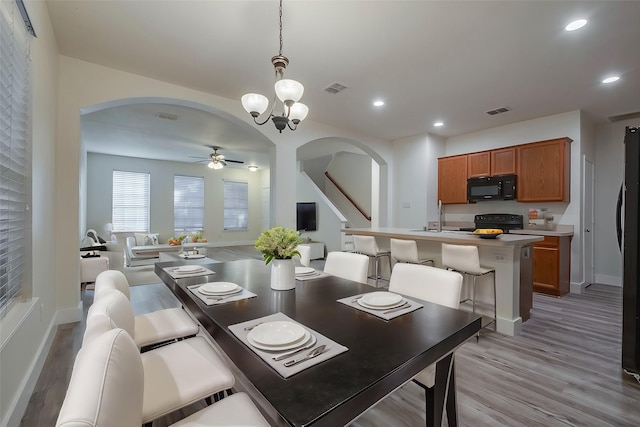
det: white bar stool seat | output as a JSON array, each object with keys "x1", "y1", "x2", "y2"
[{"x1": 390, "y1": 238, "x2": 434, "y2": 268}]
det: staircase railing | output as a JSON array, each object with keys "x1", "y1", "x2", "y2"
[{"x1": 325, "y1": 172, "x2": 371, "y2": 221}]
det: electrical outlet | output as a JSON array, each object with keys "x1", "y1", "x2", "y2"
[{"x1": 494, "y1": 253, "x2": 506, "y2": 262}]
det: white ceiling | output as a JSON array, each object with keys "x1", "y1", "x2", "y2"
[{"x1": 46, "y1": 0, "x2": 640, "y2": 165}]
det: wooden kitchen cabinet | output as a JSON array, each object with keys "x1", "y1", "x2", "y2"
[
  {"x1": 517, "y1": 137, "x2": 571, "y2": 202},
  {"x1": 438, "y1": 155, "x2": 468, "y2": 204},
  {"x1": 467, "y1": 151, "x2": 490, "y2": 178},
  {"x1": 532, "y1": 235, "x2": 570, "y2": 296},
  {"x1": 491, "y1": 147, "x2": 517, "y2": 176}
]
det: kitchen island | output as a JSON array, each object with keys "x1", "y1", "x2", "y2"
[{"x1": 344, "y1": 227, "x2": 544, "y2": 336}]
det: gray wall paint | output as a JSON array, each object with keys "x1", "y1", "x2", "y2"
[{"x1": 86, "y1": 153, "x2": 264, "y2": 244}]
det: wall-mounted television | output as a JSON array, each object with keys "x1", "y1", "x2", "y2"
[{"x1": 296, "y1": 202, "x2": 317, "y2": 232}]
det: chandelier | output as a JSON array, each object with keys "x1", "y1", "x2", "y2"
[{"x1": 241, "y1": 0, "x2": 308, "y2": 133}]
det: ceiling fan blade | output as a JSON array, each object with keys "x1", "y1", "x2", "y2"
[
  {"x1": 221, "y1": 160, "x2": 227, "y2": 166},
  {"x1": 188, "y1": 155, "x2": 209, "y2": 160},
  {"x1": 225, "y1": 159, "x2": 245, "y2": 164}
]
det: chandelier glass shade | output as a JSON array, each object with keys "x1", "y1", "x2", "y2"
[{"x1": 241, "y1": 0, "x2": 308, "y2": 133}]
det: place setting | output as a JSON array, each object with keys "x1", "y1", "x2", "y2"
[
  {"x1": 163, "y1": 264, "x2": 216, "y2": 279},
  {"x1": 187, "y1": 281, "x2": 257, "y2": 306},
  {"x1": 294, "y1": 266, "x2": 327, "y2": 281},
  {"x1": 337, "y1": 291, "x2": 423, "y2": 320},
  {"x1": 228, "y1": 312, "x2": 348, "y2": 378}
]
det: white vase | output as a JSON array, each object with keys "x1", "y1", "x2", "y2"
[{"x1": 270, "y1": 258, "x2": 295, "y2": 291}]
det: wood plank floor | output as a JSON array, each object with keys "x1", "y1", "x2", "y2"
[{"x1": 20, "y1": 249, "x2": 640, "y2": 426}]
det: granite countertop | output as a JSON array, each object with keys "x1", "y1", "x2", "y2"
[{"x1": 442, "y1": 223, "x2": 574, "y2": 237}]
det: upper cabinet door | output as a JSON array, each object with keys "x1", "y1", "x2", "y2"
[
  {"x1": 491, "y1": 147, "x2": 516, "y2": 176},
  {"x1": 467, "y1": 152, "x2": 491, "y2": 178},
  {"x1": 438, "y1": 155, "x2": 468, "y2": 204},
  {"x1": 516, "y1": 138, "x2": 572, "y2": 202}
]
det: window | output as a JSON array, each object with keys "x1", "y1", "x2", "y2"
[
  {"x1": 223, "y1": 181, "x2": 248, "y2": 230},
  {"x1": 0, "y1": 0, "x2": 33, "y2": 318},
  {"x1": 112, "y1": 170, "x2": 150, "y2": 232},
  {"x1": 174, "y1": 175, "x2": 204, "y2": 233}
]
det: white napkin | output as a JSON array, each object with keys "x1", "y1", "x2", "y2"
[
  {"x1": 187, "y1": 284, "x2": 257, "y2": 306},
  {"x1": 163, "y1": 265, "x2": 216, "y2": 279},
  {"x1": 337, "y1": 294, "x2": 423, "y2": 321},
  {"x1": 228, "y1": 312, "x2": 348, "y2": 378}
]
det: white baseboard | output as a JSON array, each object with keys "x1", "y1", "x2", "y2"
[
  {"x1": 595, "y1": 274, "x2": 622, "y2": 287},
  {"x1": 570, "y1": 280, "x2": 586, "y2": 294},
  {"x1": 54, "y1": 301, "x2": 83, "y2": 325}
]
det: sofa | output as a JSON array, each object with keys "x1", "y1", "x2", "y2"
[{"x1": 124, "y1": 235, "x2": 182, "y2": 267}]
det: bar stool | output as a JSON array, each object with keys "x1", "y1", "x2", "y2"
[
  {"x1": 390, "y1": 238, "x2": 434, "y2": 269},
  {"x1": 441, "y1": 243, "x2": 496, "y2": 339},
  {"x1": 353, "y1": 235, "x2": 391, "y2": 287}
]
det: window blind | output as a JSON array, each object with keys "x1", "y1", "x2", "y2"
[
  {"x1": 0, "y1": 0, "x2": 32, "y2": 318},
  {"x1": 223, "y1": 181, "x2": 248, "y2": 230},
  {"x1": 174, "y1": 175, "x2": 204, "y2": 233},
  {"x1": 112, "y1": 170, "x2": 150, "y2": 232}
]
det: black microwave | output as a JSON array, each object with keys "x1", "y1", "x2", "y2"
[{"x1": 467, "y1": 175, "x2": 517, "y2": 201}]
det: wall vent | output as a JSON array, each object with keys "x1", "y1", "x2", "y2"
[
  {"x1": 324, "y1": 82, "x2": 348, "y2": 94},
  {"x1": 157, "y1": 112, "x2": 178, "y2": 121},
  {"x1": 609, "y1": 111, "x2": 640, "y2": 122},
  {"x1": 486, "y1": 106, "x2": 511, "y2": 116}
]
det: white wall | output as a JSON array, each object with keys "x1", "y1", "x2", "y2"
[
  {"x1": 594, "y1": 117, "x2": 640, "y2": 286},
  {"x1": 86, "y1": 153, "x2": 264, "y2": 244},
  {"x1": 0, "y1": 1, "x2": 60, "y2": 425}
]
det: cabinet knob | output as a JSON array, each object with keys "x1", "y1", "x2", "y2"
[{"x1": 585, "y1": 229, "x2": 591, "y2": 232}]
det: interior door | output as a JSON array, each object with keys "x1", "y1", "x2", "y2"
[{"x1": 583, "y1": 157, "x2": 594, "y2": 287}]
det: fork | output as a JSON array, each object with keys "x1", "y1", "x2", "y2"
[{"x1": 206, "y1": 292, "x2": 242, "y2": 302}]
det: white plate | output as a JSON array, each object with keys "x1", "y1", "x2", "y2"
[
  {"x1": 176, "y1": 265, "x2": 205, "y2": 273},
  {"x1": 358, "y1": 298, "x2": 406, "y2": 310},
  {"x1": 199, "y1": 282, "x2": 240, "y2": 295},
  {"x1": 295, "y1": 267, "x2": 315, "y2": 275},
  {"x1": 248, "y1": 330, "x2": 312, "y2": 351},
  {"x1": 247, "y1": 321, "x2": 306, "y2": 346},
  {"x1": 359, "y1": 292, "x2": 403, "y2": 308}
]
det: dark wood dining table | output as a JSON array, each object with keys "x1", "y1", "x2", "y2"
[{"x1": 155, "y1": 259, "x2": 481, "y2": 427}]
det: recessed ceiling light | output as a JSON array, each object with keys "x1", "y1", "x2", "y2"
[
  {"x1": 433, "y1": 121, "x2": 444, "y2": 127},
  {"x1": 373, "y1": 100, "x2": 384, "y2": 107},
  {"x1": 602, "y1": 76, "x2": 620, "y2": 84},
  {"x1": 565, "y1": 19, "x2": 587, "y2": 31},
  {"x1": 248, "y1": 165, "x2": 258, "y2": 172}
]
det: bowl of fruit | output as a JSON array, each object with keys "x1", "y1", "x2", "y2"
[{"x1": 472, "y1": 228, "x2": 503, "y2": 239}]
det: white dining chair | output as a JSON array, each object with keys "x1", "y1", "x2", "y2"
[
  {"x1": 56, "y1": 328, "x2": 270, "y2": 427},
  {"x1": 323, "y1": 251, "x2": 369, "y2": 284},
  {"x1": 294, "y1": 244, "x2": 312, "y2": 267},
  {"x1": 85, "y1": 289, "x2": 236, "y2": 425},
  {"x1": 388, "y1": 263, "x2": 463, "y2": 427},
  {"x1": 441, "y1": 243, "x2": 496, "y2": 337},
  {"x1": 94, "y1": 269, "x2": 198, "y2": 350},
  {"x1": 390, "y1": 238, "x2": 434, "y2": 268},
  {"x1": 353, "y1": 235, "x2": 391, "y2": 287}
]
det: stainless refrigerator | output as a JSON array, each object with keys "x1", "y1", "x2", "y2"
[{"x1": 621, "y1": 126, "x2": 640, "y2": 375}]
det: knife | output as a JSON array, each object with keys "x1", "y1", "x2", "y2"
[
  {"x1": 273, "y1": 335, "x2": 318, "y2": 361},
  {"x1": 283, "y1": 345, "x2": 327, "y2": 367},
  {"x1": 383, "y1": 302, "x2": 411, "y2": 314}
]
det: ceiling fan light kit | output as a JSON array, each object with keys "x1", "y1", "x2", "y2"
[{"x1": 241, "y1": 0, "x2": 308, "y2": 133}]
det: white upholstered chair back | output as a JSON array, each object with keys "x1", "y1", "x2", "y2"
[
  {"x1": 295, "y1": 245, "x2": 312, "y2": 267},
  {"x1": 323, "y1": 251, "x2": 369, "y2": 284},
  {"x1": 86, "y1": 288, "x2": 136, "y2": 340},
  {"x1": 95, "y1": 269, "x2": 131, "y2": 300},
  {"x1": 390, "y1": 238, "x2": 421, "y2": 264},
  {"x1": 389, "y1": 263, "x2": 463, "y2": 310},
  {"x1": 441, "y1": 243, "x2": 483, "y2": 274},
  {"x1": 353, "y1": 235, "x2": 381, "y2": 256},
  {"x1": 56, "y1": 328, "x2": 143, "y2": 427}
]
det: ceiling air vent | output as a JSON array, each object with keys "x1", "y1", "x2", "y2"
[
  {"x1": 157, "y1": 112, "x2": 178, "y2": 121},
  {"x1": 324, "y1": 82, "x2": 348, "y2": 94},
  {"x1": 486, "y1": 106, "x2": 511, "y2": 116},
  {"x1": 609, "y1": 111, "x2": 640, "y2": 122}
]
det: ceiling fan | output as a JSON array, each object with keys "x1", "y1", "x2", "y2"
[{"x1": 190, "y1": 146, "x2": 244, "y2": 169}]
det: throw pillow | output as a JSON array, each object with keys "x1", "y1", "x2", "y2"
[{"x1": 135, "y1": 232, "x2": 159, "y2": 246}]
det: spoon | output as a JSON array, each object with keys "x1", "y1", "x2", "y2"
[
  {"x1": 284, "y1": 345, "x2": 327, "y2": 367},
  {"x1": 273, "y1": 335, "x2": 318, "y2": 361}
]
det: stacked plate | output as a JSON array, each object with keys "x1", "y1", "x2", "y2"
[
  {"x1": 357, "y1": 292, "x2": 405, "y2": 310},
  {"x1": 198, "y1": 282, "x2": 241, "y2": 296},
  {"x1": 247, "y1": 321, "x2": 312, "y2": 351},
  {"x1": 175, "y1": 265, "x2": 205, "y2": 274},
  {"x1": 295, "y1": 267, "x2": 316, "y2": 277}
]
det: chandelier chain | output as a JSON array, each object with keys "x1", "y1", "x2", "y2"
[{"x1": 278, "y1": 0, "x2": 283, "y2": 56}]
